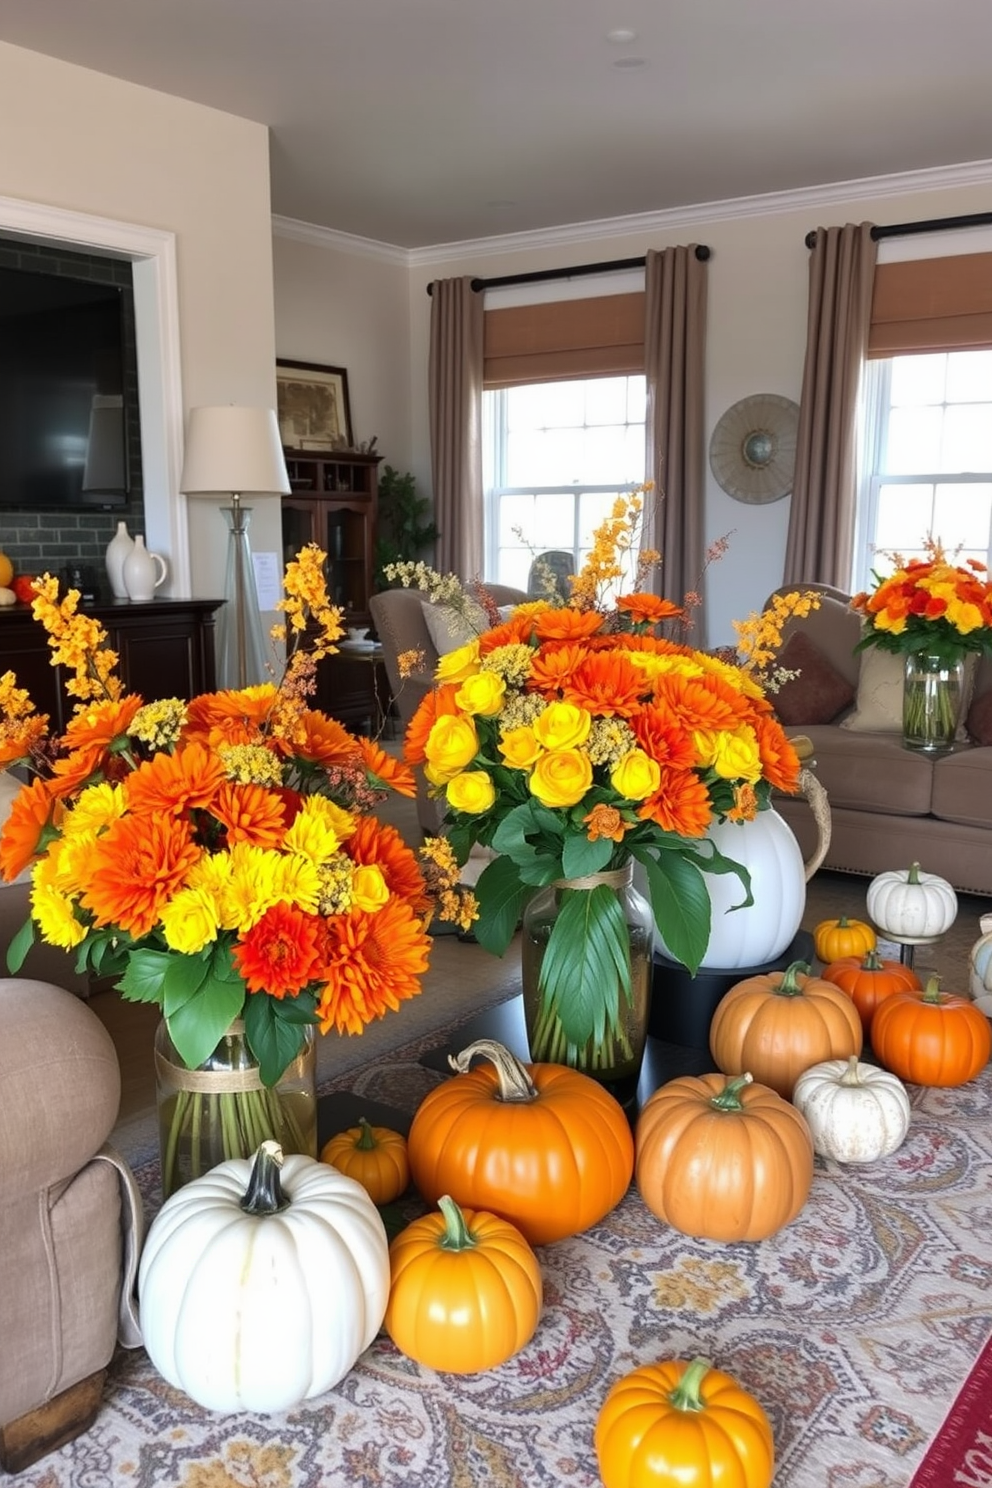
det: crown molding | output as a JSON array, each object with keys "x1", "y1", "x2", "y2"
[{"x1": 273, "y1": 158, "x2": 992, "y2": 271}]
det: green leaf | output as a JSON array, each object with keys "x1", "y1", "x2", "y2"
[
  {"x1": 243, "y1": 994, "x2": 316, "y2": 1087},
  {"x1": 472, "y1": 856, "x2": 527, "y2": 956},
  {"x1": 6, "y1": 917, "x2": 34, "y2": 974},
  {"x1": 166, "y1": 974, "x2": 246, "y2": 1072},
  {"x1": 161, "y1": 951, "x2": 212, "y2": 1013},
  {"x1": 117, "y1": 947, "x2": 173, "y2": 1006},
  {"x1": 630, "y1": 847, "x2": 712, "y2": 975},
  {"x1": 561, "y1": 831, "x2": 612, "y2": 880},
  {"x1": 537, "y1": 884, "x2": 629, "y2": 1048}
]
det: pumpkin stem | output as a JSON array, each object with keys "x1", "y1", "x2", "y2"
[
  {"x1": 837, "y1": 914, "x2": 852, "y2": 928},
  {"x1": 668, "y1": 1356, "x2": 713, "y2": 1413},
  {"x1": 907, "y1": 861, "x2": 923, "y2": 884},
  {"x1": 448, "y1": 1039, "x2": 539, "y2": 1103},
  {"x1": 437, "y1": 1194, "x2": 478, "y2": 1252},
  {"x1": 922, "y1": 974, "x2": 944, "y2": 1004},
  {"x1": 861, "y1": 948, "x2": 883, "y2": 971},
  {"x1": 240, "y1": 1140, "x2": 290, "y2": 1216},
  {"x1": 355, "y1": 1117, "x2": 378, "y2": 1151},
  {"x1": 709, "y1": 1072, "x2": 754, "y2": 1111},
  {"x1": 775, "y1": 961, "x2": 810, "y2": 997},
  {"x1": 838, "y1": 1056, "x2": 864, "y2": 1086}
]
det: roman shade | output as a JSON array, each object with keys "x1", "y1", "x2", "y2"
[
  {"x1": 483, "y1": 292, "x2": 644, "y2": 387},
  {"x1": 868, "y1": 251, "x2": 992, "y2": 356}
]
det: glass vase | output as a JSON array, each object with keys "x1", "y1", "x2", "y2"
[
  {"x1": 520, "y1": 862, "x2": 653, "y2": 1106},
  {"x1": 902, "y1": 651, "x2": 964, "y2": 756},
  {"x1": 154, "y1": 1019, "x2": 318, "y2": 1199}
]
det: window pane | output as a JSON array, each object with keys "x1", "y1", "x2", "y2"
[
  {"x1": 583, "y1": 377, "x2": 628, "y2": 425},
  {"x1": 532, "y1": 493, "x2": 574, "y2": 550},
  {"x1": 497, "y1": 492, "x2": 535, "y2": 544},
  {"x1": 945, "y1": 349, "x2": 992, "y2": 402},
  {"x1": 627, "y1": 376, "x2": 647, "y2": 422},
  {"x1": 932, "y1": 483, "x2": 992, "y2": 557},
  {"x1": 942, "y1": 406, "x2": 992, "y2": 473},
  {"x1": 874, "y1": 483, "x2": 934, "y2": 557},
  {"x1": 885, "y1": 407, "x2": 942, "y2": 473},
  {"x1": 583, "y1": 425, "x2": 634, "y2": 482},
  {"x1": 889, "y1": 353, "x2": 946, "y2": 405}
]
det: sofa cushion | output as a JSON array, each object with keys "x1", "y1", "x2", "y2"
[
  {"x1": 796, "y1": 725, "x2": 934, "y2": 817},
  {"x1": 839, "y1": 647, "x2": 905, "y2": 733},
  {"x1": 421, "y1": 598, "x2": 487, "y2": 656},
  {"x1": 932, "y1": 746, "x2": 992, "y2": 830},
  {"x1": 966, "y1": 688, "x2": 992, "y2": 746},
  {"x1": 773, "y1": 631, "x2": 856, "y2": 726}
]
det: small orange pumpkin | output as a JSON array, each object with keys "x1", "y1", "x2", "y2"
[
  {"x1": 871, "y1": 975, "x2": 992, "y2": 1087},
  {"x1": 709, "y1": 959, "x2": 863, "y2": 1098},
  {"x1": 635, "y1": 1072, "x2": 813, "y2": 1241},
  {"x1": 320, "y1": 1117, "x2": 410, "y2": 1205},
  {"x1": 595, "y1": 1356, "x2": 775, "y2": 1488},
  {"x1": 813, "y1": 913, "x2": 877, "y2": 964},
  {"x1": 406, "y1": 1038, "x2": 634, "y2": 1245},
  {"x1": 820, "y1": 948, "x2": 922, "y2": 1035},
  {"x1": 384, "y1": 1195, "x2": 543, "y2": 1374}
]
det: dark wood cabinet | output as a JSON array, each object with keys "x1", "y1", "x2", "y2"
[
  {"x1": 281, "y1": 450, "x2": 383, "y2": 730},
  {"x1": 1, "y1": 597, "x2": 224, "y2": 731}
]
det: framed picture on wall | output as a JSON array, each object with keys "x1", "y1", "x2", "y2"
[{"x1": 276, "y1": 359, "x2": 353, "y2": 451}]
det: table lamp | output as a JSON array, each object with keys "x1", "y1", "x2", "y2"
[{"x1": 179, "y1": 405, "x2": 290, "y2": 689}]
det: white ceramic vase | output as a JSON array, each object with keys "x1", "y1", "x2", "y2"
[
  {"x1": 122, "y1": 534, "x2": 167, "y2": 602},
  {"x1": 104, "y1": 520, "x2": 134, "y2": 599}
]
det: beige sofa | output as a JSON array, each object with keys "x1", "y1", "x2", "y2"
[{"x1": 768, "y1": 586, "x2": 992, "y2": 897}]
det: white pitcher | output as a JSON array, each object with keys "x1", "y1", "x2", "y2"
[
  {"x1": 122, "y1": 534, "x2": 167, "y2": 601},
  {"x1": 104, "y1": 520, "x2": 134, "y2": 599}
]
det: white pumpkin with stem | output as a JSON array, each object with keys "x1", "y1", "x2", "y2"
[
  {"x1": 138, "y1": 1141, "x2": 390, "y2": 1413},
  {"x1": 866, "y1": 862, "x2": 958, "y2": 941},
  {"x1": 969, "y1": 914, "x2": 992, "y2": 1013},
  {"x1": 792, "y1": 1056, "x2": 911, "y2": 1163}
]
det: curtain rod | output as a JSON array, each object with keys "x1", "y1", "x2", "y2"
[
  {"x1": 804, "y1": 210, "x2": 992, "y2": 250},
  {"x1": 426, "y1": 244, "x2": 711, "y2": 296}
]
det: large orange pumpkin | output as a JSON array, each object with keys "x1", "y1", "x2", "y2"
[
  {"x1": 406, "y1": 1038, "x2": 634, "y2": 1245},
  {"x1": 820, "y1": 948, "x2": 922, "y2": 1035},
  {"x1": 709, "y1": 960, "x2": 863, "y2": 1098},
  {"x1": 871, "y1": 975, "x2": 992, "y2": 1087},
  {"x1": 635, "y1": 1072, "x2": 813, "y2": 1242}
]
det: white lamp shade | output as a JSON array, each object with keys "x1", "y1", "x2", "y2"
[{"x1": 179, "y1": 406, "x2": 290, "y2": 495}]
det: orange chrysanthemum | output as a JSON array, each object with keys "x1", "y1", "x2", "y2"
[
  {"x1": 403, "y1": 683, "x2": 461, "y2": 766},
  {"x1": 583, "y1": 803, "x2": 629, "y2": 843},
  {"x1": 81, "y1": 810, "x2": 202, "y2": 937},
  {"x1": 631, "y1": 706, "x2": 698, "y2": 770},
  {"x1": 124, "y1": 741, "x2": 227, "y2": 817},
  {"x1": 315, "y1": 898, "x2": 431, "y2": 1036},
  {"x1": 61, "y1": 695, "x2": 144, "y2": 757},
  {"x1": 0, "y1": 777, "x2": 62, "y2": 882},
  {"x1": 478, "y1": 614, "x2": 536, "y2": 654},
  {"x1": 616, "y1": 593, "x2": 684, "y2": 625},
  {"x1": 288, "y1": 709, "x2": 362, "y2": 768},
  {"x1": 0, "y1": 714, "x2": 48, "y2": 770},
  {"x1": 559, "y1": 652, "x2": 648, "y2": 718},
  {"x1": 653, "y1": 672, "x2": 751, "y2": 731},
  {"x1": 233, "y1": 903, "x2": 322, "y2": 997},
  {"x1": 753, "y1": 714, "x2": 801, "y2": 794},
  {"x1": 533, "y1": 608, "x2": 605, "y2": 643},
  {"x1": 211, "y1": 782, "x2": 289, "y2": 848},
  {"x1": 345, "y1": 814, "x2": 429, "y2": 911},
  {"x1": 359, "y1": 737, "x2": 417, "y2": 797},
  {"x1": 637, "y1": 766, "x2": 714, "y2": 838},
  {"x1": 526, "y1": 642, "x2": 588, "y2": 698}
]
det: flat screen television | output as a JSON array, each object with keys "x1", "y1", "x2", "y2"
[{"x1": 0, "y1": 264, "x2": 129, "y2": 510}]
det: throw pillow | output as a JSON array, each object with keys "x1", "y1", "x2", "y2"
[
  {"x1": 841, "y1": 645, "x2": 977, "y2": 739},
  {"x1": 967, "y1": 689, "x2": 992, "y2": 746},
  {"x1": 421, "y1": 598, "x2": 488, "y2": 657},
  {"x1": 772, "y1": 631, "x2": 856, "y2": 726}
]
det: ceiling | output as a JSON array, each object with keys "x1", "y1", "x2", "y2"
[{"x1": 3, "y1": 1, "x2": 992, "y2": 251}]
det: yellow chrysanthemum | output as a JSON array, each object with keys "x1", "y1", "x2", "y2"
[
  {"x1": 186, "y1": 852, "x2": 238, "y2": 930},
  {"x1": 29, "y1": 880, "x2": 87, "y2": 950},
  {"x1": 159, "y1": 886, "x2": 222, "y2": 954},
  {"x1": 273, "y1": 853, "x2": 322, "y2": 914},
  {"x1": 299, "y1": 794, "x2": 357, "y2": 843},
  {"x1": 225, "y1": 843, "x2": 284, "y2": 930},
  {"x1": 36, "y1": 832, "x2": 96, "y2": 897},
  {"x1": 284, "y1": 807, "x2": 343, "y2": 863},
  {"x1": 62, "y1": 782, "x2": 127, "y2": 838}
]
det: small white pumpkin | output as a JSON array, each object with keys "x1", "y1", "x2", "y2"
[
  {"x1": 792, "y1": 1056, "x2": 911, "y2": 1163},
  {"x1": 866, "y1": 862, "x2": 958, "y2": 940},
  {"x1": 969, "y1": 914, "x2": 992, "y2": 1006},
  {"x1": 0, "y1": 586, "x2": 16, "y2": 607},
  {"x1": 138, "y1": 1140, "x2": 390, "y2": 1413}
]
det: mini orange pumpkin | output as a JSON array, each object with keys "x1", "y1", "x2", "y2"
[
  {"x1": 709, "y1": 960, "x2": 863, "y2": 1098},
  {"x1": 406, "y1": 1038, "x2": 634, "y2": 1245},
  {"x1": 820, "y1": 948, "x2": 922, "y2": 1035},
  {"x1": 813, "y1": 913, "x2": 876, "y2": 964},
  {"x1": 871, "y1": 975, "x2": 992, "y2": 1087},
  {"x1": 635, "y1": 1072, "x2": 813, "y2": 1242},
  {"x1": 595, "y1": 1356, "x2": 775, "y2": 1488},
  {"x1": 320, "y1": 1117, "x2": 410, "y2": 1205}
]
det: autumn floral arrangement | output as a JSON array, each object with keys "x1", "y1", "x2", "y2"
[
  {"x1": 0, "y1": 547, "x2": 472, "y2": 1099},
  {"x1": 851, "y1": 539, "x2": 992, "y2": 664},
  {"x1": 386, "y1": 490, "x2": 808, "y2": 1068}
]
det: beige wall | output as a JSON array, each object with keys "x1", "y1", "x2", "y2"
[{"x1": 0, "y1": 41, "x2": 282, "y2": 627}]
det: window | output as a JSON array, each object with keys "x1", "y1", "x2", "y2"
[
  {"x1": 483, "y1": 374, "x2": 646, "y2": 593},
  {"x1": 854, "y1": 349, "x2": 992, "y2": 592}
]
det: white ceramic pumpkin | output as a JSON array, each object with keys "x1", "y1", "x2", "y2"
[
  {"x1": 659, "y1": 809, "x2": 806, "y2": 969},
  {"x1": 138, "y1": 1141, "x2": 390, "y2": 1413},
  {"x1": 866, "y1": 862, "x2": 958, "y2": 941},
  {"x1": 792, "y1": 1056, "x2": 911, "y2": 1163},
  {"x1": 969, "y1": 915, "x2": 992, "y2": 1009}
]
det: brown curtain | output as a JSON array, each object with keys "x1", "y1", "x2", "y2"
[
  {"x1": 429, "y1": 277, "x2": 484, "y2": 578},
  {"x1": 644, "y1": 246, "x2": 708, "y2": 619},
  {"x1": 784, "y1": 223, "x2": 877, "y2": 587}
]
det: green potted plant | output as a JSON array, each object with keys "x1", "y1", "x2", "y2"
[{"x1": 374, "y1": 466, "x2": 439, "y2": 589}]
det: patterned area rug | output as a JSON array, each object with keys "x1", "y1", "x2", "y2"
[{"x1": 18, "y1": 1034, "x2": 992, "y2": 1488}]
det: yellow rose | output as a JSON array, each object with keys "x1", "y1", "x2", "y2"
[
  {"x1": 532, "y1": 700, "x2": 592, "y2": 752},
  {"x1": 446, "y1": 770, "x2": 496, "y2": 814},
  {"x1": 160, "y1": 886, "x2": 222, "y2": 954},
  {"x1": 529, "y1": 748, "x2": 593, "y2": 808},
  {"x1": 709, "y1": 727, "x2": 763, "y2": 783},
  {"x1": 424, "y1": 713, "x2": 480, "y2": 781},
  {"x1": 456, "y1": 670, "x2": 506, "y2": 717},
  {"x1": 497, "y1": 725, "x2": 541, "y2": 770},
  {"x1": 610, "y1": 749, "x2": 661, "y2": 801},
  {"x1": 435, "y1": 639, "x2": 481, "y2": 684},
  {"x1": 351, "y1": 863, "x2": 389, "y2": 913}
]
